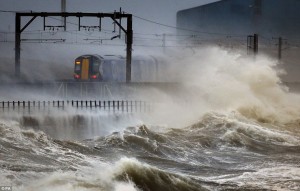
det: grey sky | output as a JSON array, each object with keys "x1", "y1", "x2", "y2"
[
  {"x1": 0, "y1": 0, "x2": 219, "y2": 33},
  {"x1": 0, "y1": 0, "x2": 219, "y2": 61}
]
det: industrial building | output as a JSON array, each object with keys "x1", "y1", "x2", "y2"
[
  {"x1": 177, "y1": 0, "x2": 300, "y2": 39},
  {"x1": 176, "y1": 0, "x2": 300, "y2": 83}
]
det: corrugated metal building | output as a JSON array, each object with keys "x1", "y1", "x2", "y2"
[
  {"x1": 177, "y1": 0, "x2": 300, "y2": 38},
  {"x1": 176, "y1": 0, "x2": 300, "y2": 83}
]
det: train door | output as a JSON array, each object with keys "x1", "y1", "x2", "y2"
[{"x1": 81, "y1": 58, "x2": 89, "y2": 80}]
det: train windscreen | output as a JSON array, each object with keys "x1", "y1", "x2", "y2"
[{"x1": 74, "y1": 64, "x2": 80, "y2": 71}]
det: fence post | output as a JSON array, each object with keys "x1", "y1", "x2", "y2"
[{"x1": 139, "y1": 101, "x2": 142, "y2": 112}]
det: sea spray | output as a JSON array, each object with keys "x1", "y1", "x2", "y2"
[{"x1": 145, "y1": 47, "x2": 300, "y2": 129}]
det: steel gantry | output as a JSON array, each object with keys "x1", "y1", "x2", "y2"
[{"x1": 15, "y1": 11, "x2": 133, "y2": 82}]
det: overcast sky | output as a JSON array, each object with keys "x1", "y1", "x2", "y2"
[
  {"x1": 0, "y1": 0, "x2": 219, "y2": 33},
  {"x1": 0, "y1": 0, "x2": 220, "y2": 61}
]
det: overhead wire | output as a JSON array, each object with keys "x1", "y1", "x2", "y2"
[
  {"x1": 129, "y1": 13, "x2": 248, "y2": 37},
  {"x1": 1, "y1": 9, "x2": 300, "y2": 49}
]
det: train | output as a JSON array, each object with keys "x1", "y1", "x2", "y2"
[{"x1": 74, "y1": 54, "x2": 160, "y2": 82}]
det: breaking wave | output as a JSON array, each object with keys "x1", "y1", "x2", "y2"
[{"x1": 154, "y1": 47, "x2": 300, "y2": 130}]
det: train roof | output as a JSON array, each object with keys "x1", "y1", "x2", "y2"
[
  {"x1": 76, "y1": 54, "x2": 103, "y2": 59},
  {"x1": 102, "y1": 55, "x2": 125, "y2": 60},
  {"x1": 76, "y1": 54, "x2": 158, "y2": 62}
]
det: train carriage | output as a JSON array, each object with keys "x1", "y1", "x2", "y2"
[{"x1": 74, "y1": 54, "x2": 159, "y2": 82}]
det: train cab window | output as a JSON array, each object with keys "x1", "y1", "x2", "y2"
[
  {"x1": 75, "y1": 64, "x2": 81, "y2": 71},
  {"x1": 92, "y1": 62, "x2": 100, "y2": 73}
]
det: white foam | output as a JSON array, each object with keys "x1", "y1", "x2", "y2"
[{"x1": 209, "y1": 165, "x2": 300, "y2": 191}]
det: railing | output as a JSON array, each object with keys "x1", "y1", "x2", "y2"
[{"x1": 0, "y1": 100, "x2": 151, "y2": 113}]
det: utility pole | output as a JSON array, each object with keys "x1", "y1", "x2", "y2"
[
  {"x1": 272, "y1": 36, "x2": 283, "y2": 61},
  {"x1": 126, "y1": 15, "x2": 133, "y2": 82},
  {"x1": 61, "y1": 0, "x2": 66, "y2": 27},
  {"x1": 162, "y1": 33, "x2": 166, "y2": 53},
  {"x1": 253, "y1": 33, "x2": 258, "y2": 54},
  {"x1": 61, "y1": 0, "x2": 66, "y2": 12},
  {"x1": 15, "y1": 15, "x2": 21, "y2": 78},
  {"x1": 247, "y1": 33, "x2": 258, "y2": 55},
  {"x1": 278, "y1": 37, "x2": 282, "y2": 60}
]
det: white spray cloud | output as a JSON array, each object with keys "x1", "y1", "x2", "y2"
[{"x1": 144, "y1": 46, "x2": 300, "y2": 128}]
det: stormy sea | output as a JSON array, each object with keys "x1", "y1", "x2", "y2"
[{"x1": 1, "y1": 48, "x2": 300, "y2": 191}]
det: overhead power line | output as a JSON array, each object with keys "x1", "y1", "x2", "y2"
[
  {"x1": 130, "y1": 13, "x2": 248, "y2": 37},
  {"x1": 0, "y1": 10, "x2": 17, "y2": 13},
  {"x1": 1, "y1": 9, "x2": 248, "y2": 38}
]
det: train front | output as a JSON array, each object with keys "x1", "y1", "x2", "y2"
[{"x1": 74, "y1": 55, "x2": 103, "y2": 81}]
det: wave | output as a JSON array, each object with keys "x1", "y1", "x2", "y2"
[
  {"x1": 196, "y1": 113, "x2": 300, "y2": 153},
  {"x1": 0, "y1": 120, "x2": 89, "y2": 175},
  {"x1": 6, "y1": 157, "x2": 208, "y2": 191},
  {"x1": 113, "y1": 158, "x2": 208, "y2": 191},
  {"x1": 1, "y1": 113, "x2": 299, "y2": 190},
  {"x1": 147, "y1": 47, "x2": 300, "y2": 130},
  {"x1": 1, "y1": 120, "x2": 206, "y2": 191},
  {"x1": 207, "y1": 165, "x2": 300, "y2": 191},
  {"x1": 95, "y1": 113, "x2": 300, "y2": 159},
  {"x1": 0, "y1": 111, "x2": 141, "y2": 140}
]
